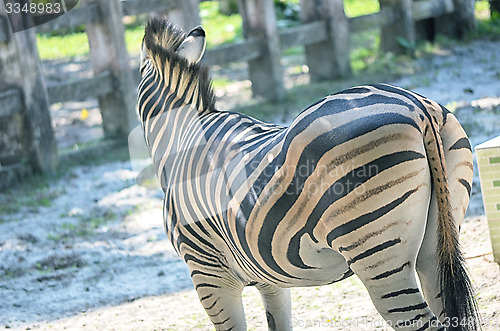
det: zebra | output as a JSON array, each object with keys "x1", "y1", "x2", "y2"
[{"x1": 137, "y1": 18, "x2": 480, "y2": 331}]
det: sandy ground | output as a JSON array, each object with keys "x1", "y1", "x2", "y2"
[
  {"x1": 1, "y1": 38, "x2": 500, "y2": 330},
  {"x1": 5, "y1": 217, "x2": 499, "y2": 331}
]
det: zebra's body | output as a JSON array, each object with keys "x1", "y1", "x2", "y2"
[{"x1": 138, "y1": 19, "x2": 479, "y2": 331}]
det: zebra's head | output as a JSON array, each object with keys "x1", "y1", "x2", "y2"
[
  {"x1": 140, "y1": 19, "x2": 206, "y2": 72},
  {"x1": 138, "y1": 18, "x2": 215, "y2": 116}
]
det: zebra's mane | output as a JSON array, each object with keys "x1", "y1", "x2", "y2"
[{"x1": 143, "y1": 19, "x2": 216, "y2": 111}]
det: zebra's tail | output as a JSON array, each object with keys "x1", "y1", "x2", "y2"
[{"x1": 423, "y1": 112, "x2": 480, "y2": 331}]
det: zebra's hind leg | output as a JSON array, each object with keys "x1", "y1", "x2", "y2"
[
  {"x1": 193, "y1": 276, "x2": 247, "y2": 331},
  {"x1": 256, "y1": 283, "x2": 292, "y2": 331},
  {"x1": 333, "y1": 185, "x2": 444, "y2": 329},
  {"x1": 349, "y1": 259, "x2": 444, "y2": 330}
]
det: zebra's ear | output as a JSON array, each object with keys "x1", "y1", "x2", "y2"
[{"x1": 175, "y1": 26, "x2": 206, "y2": 64}]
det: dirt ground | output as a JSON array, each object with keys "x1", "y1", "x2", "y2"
[{"x1": 1, "y1": 38, "x2": 500, "y2": 330}]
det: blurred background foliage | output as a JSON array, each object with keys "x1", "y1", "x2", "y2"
[{"x1": 35, "y1": 0, "x2": 388, "y2": 59}]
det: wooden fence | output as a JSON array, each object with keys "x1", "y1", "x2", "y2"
[{"x1": 0, "y1": 0, "x2": 477, "y2": 187}]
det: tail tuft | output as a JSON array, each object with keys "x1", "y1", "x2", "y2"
[{"x1": 438, "y1": 237, "x2": 481, "y2": 331}]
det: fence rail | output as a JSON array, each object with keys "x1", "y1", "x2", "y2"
[
  {"x1": 0, "y1": 0, "x2": 478, "y2": 187},
  {"x1": 46, "y1": 71, "x2": 113, "y2": 104}
]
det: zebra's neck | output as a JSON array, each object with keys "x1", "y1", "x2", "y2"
[{"x1": 138, "y1": 60, "x2": 217, "y2": 187}]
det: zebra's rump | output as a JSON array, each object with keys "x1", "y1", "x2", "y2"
[{"x1": 209, "y1": 85, "x2": 432, "y2": 285}]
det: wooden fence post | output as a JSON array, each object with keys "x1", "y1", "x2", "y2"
[
  {"x1": 436, "y1": 0, "x2": 476, "y2": 39},
  {"x1": 238, "y1": 0, "x2": 284, "y2": 102},
  {"x1": 164, "y1": 0, "x2": 200, "y2": 30},
  {"x1": 0, "y1": 5, "x2": 58, "y2": 177},
  {"x1": 300, "y1": 0, "x2": 351, "y2": 81},
  {"x1": 84, "y1": 0, "x2": 137, "y2": 138},
  {"x1": 380, "y1": 0, "x2": 415, "y2": 54}
]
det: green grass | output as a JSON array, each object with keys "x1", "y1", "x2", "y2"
[
  {"x1": 37, "y1": 32, "x2": 90, "y2": 59},
  {"x1": 212, "y1": 77, "x2": 232, "y2": 89},
  {"x1": 343, "y1": 0, "x2": 379, "y2": 17},
  {"x1": 37, "y1": 25, "x2": 147, "y2": 59},
  {"x1": 475, "y1": 0, "x2": 491, "y2": 17},
  {"x1": 125, "y1": 25, "x2": 147, "y2": 54},
  {"x1": 350, "y1": 30, "x2": 380, "y2": 72},
  {"x1": 472, "y1": 1, "x2": 500, "y2": 39},
  {"x1": 199, "y1": 1, "x2": 243, "y2": 48}
]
